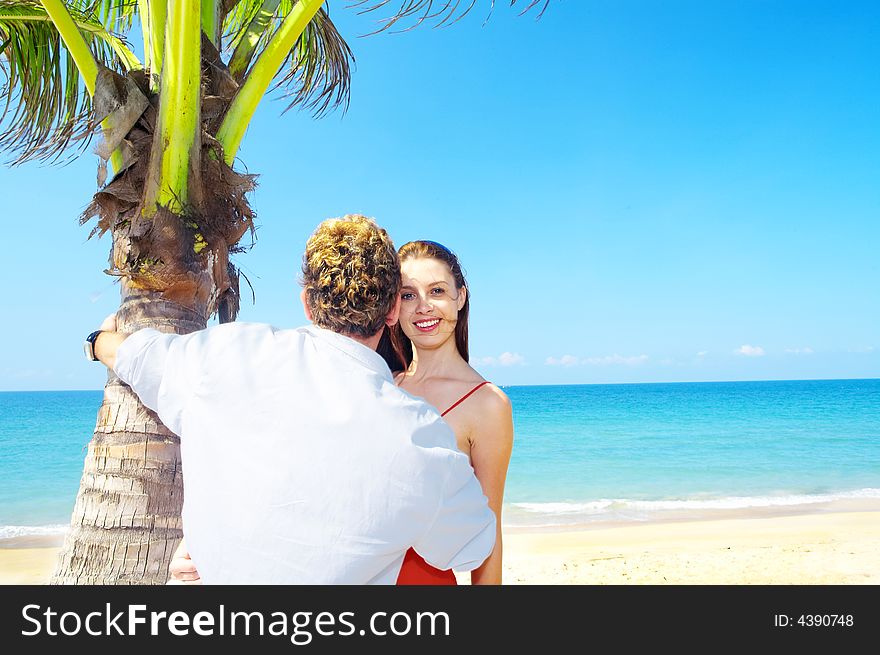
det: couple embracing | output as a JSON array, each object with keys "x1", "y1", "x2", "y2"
[{"x1": 88, "y1": 214, "x2": 513, "y2": 585}]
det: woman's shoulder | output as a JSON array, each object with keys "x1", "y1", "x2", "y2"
[
  {"x1": 456, "y1": 362, "x2": 508, "y2": 409},
  {"x1": 456, "y1": 379, "x2": 511, "y2": 424},
  {"x1": 463, "y1": 382, "x2": 513, "y2": 451},
  {"x1": 474, "y1": 382, "x2": 512, "y2": 415}
]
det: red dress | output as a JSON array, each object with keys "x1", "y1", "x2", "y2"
[{"x1": 396, "y1": 381, "x2": 491, "y2": 585}]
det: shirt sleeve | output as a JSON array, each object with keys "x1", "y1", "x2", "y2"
[
  {"x1": 412, "y1": 447, "x2": 497, "y2": 572},
  {"x1": 113, "y1": 328, "x2": 202, "y2": 436}
]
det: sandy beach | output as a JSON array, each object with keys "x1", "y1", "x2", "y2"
[
  {"x1": 2, "y1": 508, "x2": 878, "y2": 585},
  {"x1": 492, "y1": 509, "x2": 880, "y2": 585}
]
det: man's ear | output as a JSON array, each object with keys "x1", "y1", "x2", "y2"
[
  {"x1": 457, "y1": 286, "x2": 467, "y2": 312},
  {"x1": 385, "y1": 295, "x2": 401, "y2": 327},
  {"x1": 300, "y1": 288, "x2": 313, "y2": 322}
]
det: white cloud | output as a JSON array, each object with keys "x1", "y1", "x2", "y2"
[
  {"x1": 735, "y1": 345, "x2": 765, "y2": 357},
  {"x1": 498, "y1": 352, "x2": 525, "y2": 366},
  {"x1": 545, "y1": 354, "x2": 580, "y2": 367},
  {"x1": 696, "y1": 351, "x2": 708, "y2": 357},
  {"x1": 477, "y1": 352, "x2": 525, "y2": 367},
  {"x1": 546, "y1": 353, "x2": 649, "y2": 367},
  {"x1": 784, "y1": 347, "x2": 814, "y2": 355},
  {"x1": 583, "y1": 354, "x2": 649, "y2": 367}
]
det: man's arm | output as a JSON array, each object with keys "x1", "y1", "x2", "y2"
[
  {"x1": 412, "y1": 447, "x2": 497, "y2": 573},
  {"x1": 89, "y1": 313, "x2": 205, "y2": 435}
]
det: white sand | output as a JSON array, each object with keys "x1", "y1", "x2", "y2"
[{"x1": 4, "y1": 510, "x2": 878, "y2": 585}]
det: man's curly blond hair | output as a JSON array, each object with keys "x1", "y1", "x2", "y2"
[{"x1": 301, "y1": 215, "x2": 401, "y2": 338}]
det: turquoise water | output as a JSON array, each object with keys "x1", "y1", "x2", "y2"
[
  {"x1": 1, "y1": 379, "x2": 879, "y2": 537},
  {"x1": 503, "y1": 379, "x2": 880, "y2": 525},
  {"x1": 0, "y1": 390, "x2": 98, "y2": 538}
]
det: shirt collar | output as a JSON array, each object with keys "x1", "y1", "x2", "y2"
[{"x1": 302, "y1": 324, "x2": 393, "y2": 382}]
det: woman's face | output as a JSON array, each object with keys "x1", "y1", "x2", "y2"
[{"x1": 398, "y1": 256, "x2": 466, "y2": 349}]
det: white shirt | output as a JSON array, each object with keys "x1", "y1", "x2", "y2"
[{"x1": 113, "y1": 322, "x2": 495, "y2": 584}]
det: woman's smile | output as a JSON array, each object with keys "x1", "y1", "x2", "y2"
[{"x1": 413, "y1": 317, "x2": 441, "y2": 333}]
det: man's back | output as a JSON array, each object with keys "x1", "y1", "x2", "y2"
[{"x1": 114, "y1": 322, "x2": 496, "y2": 584}]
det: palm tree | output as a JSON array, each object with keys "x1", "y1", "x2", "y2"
[{"x1": 1, "y1": 0, "x2": 548, "y2": 584}]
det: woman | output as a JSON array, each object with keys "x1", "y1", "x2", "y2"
[
  {"x1": 169, "y1": 240, "x2": 513, "y2": 585},
  {"x1": 384, "y1": 240, "x2": 514, "y2": 585}
]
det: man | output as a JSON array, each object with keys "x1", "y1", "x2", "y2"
[{"x1": 86, "y1": 215, "x2": 496, "y2": 584}]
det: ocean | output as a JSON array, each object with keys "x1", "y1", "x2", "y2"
[{"x1": 1, "y1": 379, "x2": 879, "y2": 542}]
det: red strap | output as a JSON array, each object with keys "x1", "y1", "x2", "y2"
[{"x1": 441, "y1": 381, "x2": 491, "y2": 417}]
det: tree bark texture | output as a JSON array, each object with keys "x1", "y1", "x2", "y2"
[{"x1": 50, "y1": 293, "x2": 206, "y2": 584}]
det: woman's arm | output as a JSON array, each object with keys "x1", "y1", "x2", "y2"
[{"x1": 468, "y1": 388, "x2": 514, "y2": 585}]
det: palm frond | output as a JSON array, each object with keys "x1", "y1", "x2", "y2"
[
  {"x1": 222, "y1": 0, "x2": 265, "y2": 50},
  {"x1": 81, "y1": 0, "x2": 138, "y2": 32},
  {"x1": 348, "y1": 0, "x2": 550, "y2": 35},
  {"x1": 273, "y1": 1, "x2": 352, "y2": 116},
  {"x1": 219, "y1": 0, "x2": 241, "y2": 21},
  {"x1": 225, "y1": 0, "x2": 281, "y2": 79},
  {"x1": 0, "y1": 0, "x2": 136, "y2": 164},
  {"x1": 225, "y1": 1, "x2": 353, "y2": 117}
]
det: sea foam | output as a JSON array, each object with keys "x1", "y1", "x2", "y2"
[
  {"x1": 0, "y1": 524, "x2": 68, "y2": 540},
  {"x1": 507, "y1": 488, "x2": 880, "y2": 525}
]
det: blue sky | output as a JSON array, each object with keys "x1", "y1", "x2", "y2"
[{"x1": 1, "y1": 0, "x2": 878, "y2": 391}]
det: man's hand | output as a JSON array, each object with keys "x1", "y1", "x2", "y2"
[
  {"x1": 91, "y1": 313, "x2": 128, "y2": 370},
  {"x1": 99, "y1": 313, "x2": 117, "y2": 332},
  {"x1": 167, "y1": 539, "x2": 202, "y2": 585}
]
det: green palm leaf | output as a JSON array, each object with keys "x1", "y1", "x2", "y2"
[
  {"x1": 223, "y1": 0, "x2": 353, "y2": 117},
  {"x1": 224, "y1": 0, "x2": 282, "y2": 79},
  {"x1": 0, "y1": 0, "x2": 137, "y2": 164},
  {"x1": 273, "y1": 1, "x2": 352, "y2": 116},
  {"x1": 81, "y1": 0, "x2": 137, "y2": 32},
  {"x1": 223, "y1": 0, "x2": 267, "y2": 45}
]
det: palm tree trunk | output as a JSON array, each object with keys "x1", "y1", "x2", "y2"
[
  {"x1": 51, "y1": 290, "x2": 205, "y2": 584},
  {"x1": 51, "y1": 60, "x2": 252, "y2": 584}
]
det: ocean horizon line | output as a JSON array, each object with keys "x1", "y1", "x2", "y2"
[
  {"x1": 502, "y1": 376, "x2": 880, "y2": 389},
  {"x1": 3, "y1": 375, "x2": 879, "y2": 394}
]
